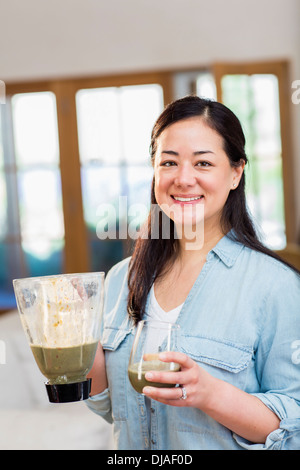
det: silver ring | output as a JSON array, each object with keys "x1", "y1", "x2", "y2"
[{"x1": 180, "y1": 386, "x2": 187, "y2": 400}]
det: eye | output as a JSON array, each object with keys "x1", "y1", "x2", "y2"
[
  {"x1": 161, "y1": 161, "x2": 177, "y2": 167},
  {"x1": 196, "y1": 161, "x2": 212, "y2": 167}
]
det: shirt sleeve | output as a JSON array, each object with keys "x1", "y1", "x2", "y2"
[
  {"x1": 85, "y1": 259, "x2": 131, "y2": 427},
  {"x1": 235, "y1": 267, "x2": 300, "y2": 450},
  {"x1": 233, "y1": 396, "x2": 300, "y2": 449},
  {"x1": 86, "y1": 388, "x2": 113, "y2": 424}
]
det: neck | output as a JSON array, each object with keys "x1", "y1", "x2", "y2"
[{"x1": 176, "y1": 223, "x2": 225, "y2": 264}]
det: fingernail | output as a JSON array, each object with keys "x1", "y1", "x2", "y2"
[
  {"x1": 145, "y1": 372, "x2": 153, "y2": 380},
  {"x1": 143, "y1": 387, "x2": 151, "y2": 394}
]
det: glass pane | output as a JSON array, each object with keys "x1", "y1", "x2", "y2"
[
  {"x1": 89, "y1": 238, "x2": 124, "y2": 273},
  {"x1": 22, "y1": 239, "x2": 64, "y2": 277},
  {"x1": 120, "y1": 84, "x2": 163, "y2": 163},
  {"x1": 0, "y1": 173, "x2": 7, "y2": 240},
  {"x1": 0, "y1": 108, "x2": 4, "y2": 169},
  {"x1": 196, "y1": 73, "x2": 217, "y2": 100},
  {"x1": 127, "y1": 165, "x2": 153, "y2": 219},
  {"x1": 81, "y1": 166, "x2": 121, "y2": 230},
  {"x1": 18, "y1": 169, "x2": 64, "y2": 242},
  {"x1": 0, "y1": 242, "x2": 20, "y2": 284},
  {"x1": 76, "y1": 87, "x2": 121, "y2": 165},
  {"x1": 0, "y1": 109, "x2": 5, "y2": 241},
  {"x1": 0, "y1": 91, "x2": 64, "y2": 310},
  {"x1": 221, "y1": 73, "x2": 285, "y2": 249},
  {"x1": 76, "y1": 83, "x2": 163, "y2": 272},
  {"x1": 247, "y1": 158, "x2": 285, "y2": 245},
  {"x1": 251, "y1": 75, "x2": 281, "y2": 159},
  {"x1": 0, "y1": 242, "x2": 23, "y2": 309},
  {"x1": 12, "y1": 92, "x2": 59, "y2": 167},
  {"x1": 76, "y1": 84, "x2": 163, "y2": 165},
  {"x1": 3, "y1": 172, "x2": 21, "y2": 239}
]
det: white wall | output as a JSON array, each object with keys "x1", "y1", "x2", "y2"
[
  {"x1": 1, "y1": 0, "x2": 299, "y2": 235},
  {"x1": 0, "y1": 0, "x2": 299, "y2": 80}
]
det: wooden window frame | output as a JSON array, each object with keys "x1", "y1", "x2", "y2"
[
  {"x1": 5, "y1": 72, "x2": 173, "y2": 274},
  {"x1": 4, "y1": 61, "x2": 297, "y2": 279},
  {"x1": 212, "y1": 60, "x2": 296, "y2": 245}
]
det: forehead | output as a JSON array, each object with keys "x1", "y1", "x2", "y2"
[{"x1": 156, "y1": 117, "x2": 224, "y2": 149}]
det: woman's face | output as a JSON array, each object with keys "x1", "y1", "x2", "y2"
[{"x1": 153, "y1": 117, "x2": 244, "y2": 235}]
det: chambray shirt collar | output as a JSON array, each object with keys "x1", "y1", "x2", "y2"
[{"x1": 210, "y1": 231, "x2": 244, "y2": 267}]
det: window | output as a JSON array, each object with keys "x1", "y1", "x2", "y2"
[
  {"x1": 221, "y1": 74, "x2": 285, "y2": 249},
  {"x1": 213, "y1": 62, "x2": 295, "y2": 249},
  {"x1": 1, "y1": 64, "x2": 295, "y2": 310},
  {"x1": 75, "y1": 84, "x2": 164, "y2": 272},
  {"x1": 0, "y1": 91, "x2": 64, "y2": 308},
  {"x1": 1, "y1": 75, "x2": 168, "y2": 309},
  {"x1": 174, "y1": 62, "x2": 294, "y2": 250},
  {"x1": 12, "y1": 92, "x2": 65, "y2": 266}
]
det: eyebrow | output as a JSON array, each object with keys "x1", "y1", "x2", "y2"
[{"x1": 161, "y1": 150, "x2": 215, "y2": 156}]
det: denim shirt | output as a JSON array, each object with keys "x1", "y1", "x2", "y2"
[{"x1": 86, "y1": 233, "x2": 300, "y2": 450}]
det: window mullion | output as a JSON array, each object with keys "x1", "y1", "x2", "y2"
[{"x1": 52, "y1": 80, "x2": 90, "y2": 274}]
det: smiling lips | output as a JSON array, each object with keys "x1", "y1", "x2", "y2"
[{"x1": 171, "y1": 195, "x2": 204, "y2": 204}]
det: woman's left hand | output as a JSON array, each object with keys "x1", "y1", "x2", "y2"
[{"x1": 142, "y1": 351, "x2": 216, "y2": 409}]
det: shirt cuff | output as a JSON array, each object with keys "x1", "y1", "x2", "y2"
[
  {"x1": 85, "y1": 387, "x2": 113, "y2": 424},
  {"x1": 233, "y1": 393, "x2": 300, "y2": 450}
]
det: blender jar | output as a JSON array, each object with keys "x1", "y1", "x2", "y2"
[{"x1": 13, "y1": 272, "x2": 104, "y2": 403}]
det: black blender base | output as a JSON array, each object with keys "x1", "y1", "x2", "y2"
[{"x1": 45, "y1": 378, "x2": 92, "y2": 403}]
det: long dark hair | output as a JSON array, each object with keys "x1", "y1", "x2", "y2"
[{"x1": 127, "y1": 95, "x2": 298, "y2": 324}]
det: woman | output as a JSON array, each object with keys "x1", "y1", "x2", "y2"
[{"x1": 87, "y1": 95, "x2": 300, "y2": 450}]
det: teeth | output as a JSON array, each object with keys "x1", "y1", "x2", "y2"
[{"x1": 173, "y1": 196, "x2": 203, "y2": 202}]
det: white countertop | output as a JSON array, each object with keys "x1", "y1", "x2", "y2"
[{"x1": 0, "y1": 310, "x2": 113, "y2": 450}]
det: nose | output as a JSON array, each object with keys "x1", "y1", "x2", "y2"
[{"x1": 174, "y1": 163, "x2": 197, "y2": 187}]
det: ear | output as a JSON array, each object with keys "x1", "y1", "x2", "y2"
[{"x1": 231, "y1": 159, "x2": 245, "y2": 189}]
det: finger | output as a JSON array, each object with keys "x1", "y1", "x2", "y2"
[
  {"x1": 143, "y1": 385, "x2": 189, "y2": 407},
  {"x1": 143, "y1": 353, "x2": 160, "y2": 362},
  {"x1": 159, "y1": 351, "x2": 194, "y2": 369},
  {"x1": 143, "y1": 385, "x2": 185, "y2": 402},
  {"x1": 145, "y1": 369, "x2": 183, "y2": 385}
]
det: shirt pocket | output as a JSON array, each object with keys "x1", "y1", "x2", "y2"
[
  {"x1": 102, "y1": 326, "x2": 133, "y2": 421},
  {"x1": 181, "y1": 334, "x2": 253, "y2": 387}
]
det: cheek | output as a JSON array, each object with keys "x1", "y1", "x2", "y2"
[
  {"x1": 201, "y1": 171, "x2": 232, "y2": 194},
  {"x1": 154, "y1": 171, "x2": 170, "y2": 202}
]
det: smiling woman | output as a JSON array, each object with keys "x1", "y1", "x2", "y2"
[
  {"x1": 127, "y1": 95, "x2": 266, "y2": 323},
  {"x1": 86, "y1": 95, "x2": 300, "y2": 451}
]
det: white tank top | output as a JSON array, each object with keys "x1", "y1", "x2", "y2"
[{"x1": 145, "y1": 284, "x2": 183, "y2": 324}]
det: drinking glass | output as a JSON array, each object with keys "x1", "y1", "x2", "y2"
[{"x1": 128, "y1": 320, "x2": 181, "y2": 394}]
